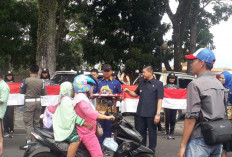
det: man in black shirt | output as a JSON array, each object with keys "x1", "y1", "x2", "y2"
[{"x1": 124, "y1": 66, "x2": 164, "y2": 154}]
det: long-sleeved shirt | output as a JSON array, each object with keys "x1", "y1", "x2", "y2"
[
  {"x1": 185, "y1": 72, "x2": 225, "y2": 140},
  {"x1": 74, "y1": 99, "x2": 98, "y2": 139}
]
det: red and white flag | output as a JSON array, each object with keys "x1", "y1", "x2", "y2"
[
  {"x1": 163, "y1": 88, "x2": 187, "y2": 109},
  {"x1": 7, "y1": 83, "x2": 187, "y2": 111},
  {"x1": 7, "y1": 83, "x2": 60, "y2": 106},
  {"x1": 120, "y1": 85, "x2": 139, "y2": 113},
  {"x1": 120, "y1": 85, "x2": 187, "y2": 113}
]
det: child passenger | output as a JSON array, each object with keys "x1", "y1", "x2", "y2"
[
  {"x1": 73, "y1": 75, "x2": 115, "y2": 157},
  {"x1": 53, "y1": 81, "x2": 93, "y2": 157}
]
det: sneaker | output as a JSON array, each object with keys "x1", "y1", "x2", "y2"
[
  {"x1": 19, "y1": 144, "x2": 28, "y2": 150},
  {"x1": 3, "y1": 133, "x2": 9, "y2": 138},
  {"x1": 169, "y1": 135, "x2": 175, "y2": 140},
  {"x1": 9, "y1": 131, "x2": 14, "y2": 138},
  {"x1": 163, "y1": 135, "x2": 170, "y2": 140},
  {"x1": 19, "y1": 140, "x2": 31, "y2": 150}
]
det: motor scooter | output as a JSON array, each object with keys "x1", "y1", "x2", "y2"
[
  {"x1": 103, "y1": 112, "x2": 154, "y2": 157},
  {"x1": 95, "y1": 94, "x2": 155, "y2": 157},
  {"x1": 23, "y1": 127, "x2": 91, "y2": 157}
]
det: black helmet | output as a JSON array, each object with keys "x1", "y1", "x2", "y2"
[
  {"x1": 42, "y1": 68, "x2": 49, "y2": 73},
  {"x1": 40, "y1": 68, "x2": 50, "y2": 80},
  {"x1": 6, "y1": 71, "x2": 13, "y2": 76},
  {"x1": 168, "y1": 72, "x2": 175, "y2": 78}
]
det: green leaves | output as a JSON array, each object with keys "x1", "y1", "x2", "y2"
[
  {"x1": 78, "y1": 0, "x2": 167, "y2": 71},
  {"x1": 0, "y1": 0, "x2": 38, "y2": 71}
]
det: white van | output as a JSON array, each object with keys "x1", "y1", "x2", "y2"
[
  {"x1": 133, "y1": 71, "x2": 195, "y2": 88},
  {"x1": 133, "y1": 71, "x2": 195, "y2": 120}
]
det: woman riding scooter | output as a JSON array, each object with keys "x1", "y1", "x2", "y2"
[{"x1": 73, "y1": 74, "x2": 115, "y2": 157}]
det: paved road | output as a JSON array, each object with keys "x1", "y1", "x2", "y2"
[
  {"x1": 2, "y1": 112, "x2": 232, "y2": 157},
  {"x1": 2, "y1": 128, "x2": 182, "y2": 157}
]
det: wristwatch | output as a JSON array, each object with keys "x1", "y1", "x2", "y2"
[{"x1": 156, "y1": 113, "x2": 161, "y2": 116}]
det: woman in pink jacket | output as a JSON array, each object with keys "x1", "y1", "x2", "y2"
[{"x1": 73, "y1": 74, "x2": 115, "y2": 157}]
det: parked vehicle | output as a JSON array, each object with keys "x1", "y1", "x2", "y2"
[
  {"x1": 49, "y1": 70, "x2": 78, "y2": 85},
  {"x1": 133, "y1": 71, "x2": 195, "y2": 121},
  {"x1": 49, "y1": 70, "x2": 103, "y2": 85},
  {"x1": 133, "y1": 71, "x2": 194, "y2": 88},
  {"x1": 23, "y1": 127, "x2": 91, "y2": 157}
]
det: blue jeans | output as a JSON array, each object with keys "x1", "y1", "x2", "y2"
[{"x1": 186, "y1": 138, "x2": 222, "y2": 157}]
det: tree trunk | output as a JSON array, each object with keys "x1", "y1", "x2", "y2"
[
  {"x1": 165, "y1": 0, "x2": 193, "y2": 72},
  {"x1": 55, "y1": 0, "x2": 67, "y2": 57},
  {"x1": 37, "y1": 0, "x2": 57, "y2": 77},
  {"x1": 173, "y1": 25, "x2": 182, "y2": 72},
  {"x1": 187, "y1": 14, "x2": 197, "y2": 74},
  {"x1": 163, "y1": 59, "x2": 172, "y2": 71}
]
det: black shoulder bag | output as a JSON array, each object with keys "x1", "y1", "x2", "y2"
[{"x1": 201, "y1": 92, "x2": 232, "y2": 145}]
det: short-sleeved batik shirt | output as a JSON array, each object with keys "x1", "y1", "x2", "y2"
[{"x1": 0, "y1": 80, "x2": 10, "y2": 119}]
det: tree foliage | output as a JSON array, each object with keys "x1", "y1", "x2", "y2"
[
  {"x1": 77, "y1": 0, "x2": 169, "y2": 72},
  {"x1": 0, "y1": 0, "x2": 38, "y2": 72},
  {"x1": 164, "y1": 0, "x2": 232, "y2": 72}
]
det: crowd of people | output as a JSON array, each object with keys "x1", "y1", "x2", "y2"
[{"x1": 0, "y1": 48, "x2": 232, "y2": 156}]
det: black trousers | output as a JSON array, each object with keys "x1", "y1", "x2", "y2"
[
  {"x1": 164, "y1": 108, "x2": 177, "y2": 135},
  {"x1": 3, "y1": 106, "x2": 14, "y2": 133},
  {"x1": 134, "y1": 115, "x2": 157, "y2": 152}
]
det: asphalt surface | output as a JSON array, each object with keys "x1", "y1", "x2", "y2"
[{"x1": 2, "y1": 107, "x2": 232, "y2": 157}]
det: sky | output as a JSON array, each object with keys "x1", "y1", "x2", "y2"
[{"x1": 162, "y1": 1, "x2": 232, "y2": 69}]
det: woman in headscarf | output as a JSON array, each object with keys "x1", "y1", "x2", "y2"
[
  {"x1": 53, "y1": 81, "x2": 93, "y2": 157},
  {"x1": 219, "y1": 71, "x2": 232, "y2": 157}
]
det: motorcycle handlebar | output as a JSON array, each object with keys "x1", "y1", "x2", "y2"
[{"x1": 105, "y1": 112, "x2": 123, "y2": 121}]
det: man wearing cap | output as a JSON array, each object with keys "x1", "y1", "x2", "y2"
[
  {"x1": 94, "y1": 64, "x2": 122, "y2": 155},
  {"x1": 0, "y1": 69, "x2": 10, "y2": 155},
  {"x1": 20, "y1": 65, "x2": 47, "y2": 150},
  {"x1": 178, "y1": 48, "x2": 225, "y2": 157}
]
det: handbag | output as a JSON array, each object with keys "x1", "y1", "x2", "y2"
[
  {"x1": 42, "y1": 96, "x2": 66, "y2": 129},
  {"x1": 96, "y1": 122, "x2": 103, "y2": 137},
  {"x1": 201, "y1": 119, "x2": 232, "y2": 145},
  {"x1": 201, "y1": 90, "x2": 232, "y2": 145}
]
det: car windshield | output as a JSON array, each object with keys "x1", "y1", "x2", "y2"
[
  {"x1": 178, "y1": 78, "x2": 192, "y2": 89},
  {"x1": 50, "y1": 72, "x2": 125, "y2": 85},
  {"x1": 50, "y1": 74, "x2": 77, "y2": 85}
]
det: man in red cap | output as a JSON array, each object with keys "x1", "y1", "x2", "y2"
[{"x1": 178, "y1": 48, "x2": 225, "y2": 157}]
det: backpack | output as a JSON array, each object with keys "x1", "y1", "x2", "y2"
[{"x1": 42, "y1": 96, "x2": 66, "y2": 129}]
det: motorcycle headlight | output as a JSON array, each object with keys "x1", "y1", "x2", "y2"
[
  {"x1": 118, "y1": 141, "x2": 139, "y2": 154},
  {"x1": 122, "y1": 142, "x2": 131, "y2": 151}
]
